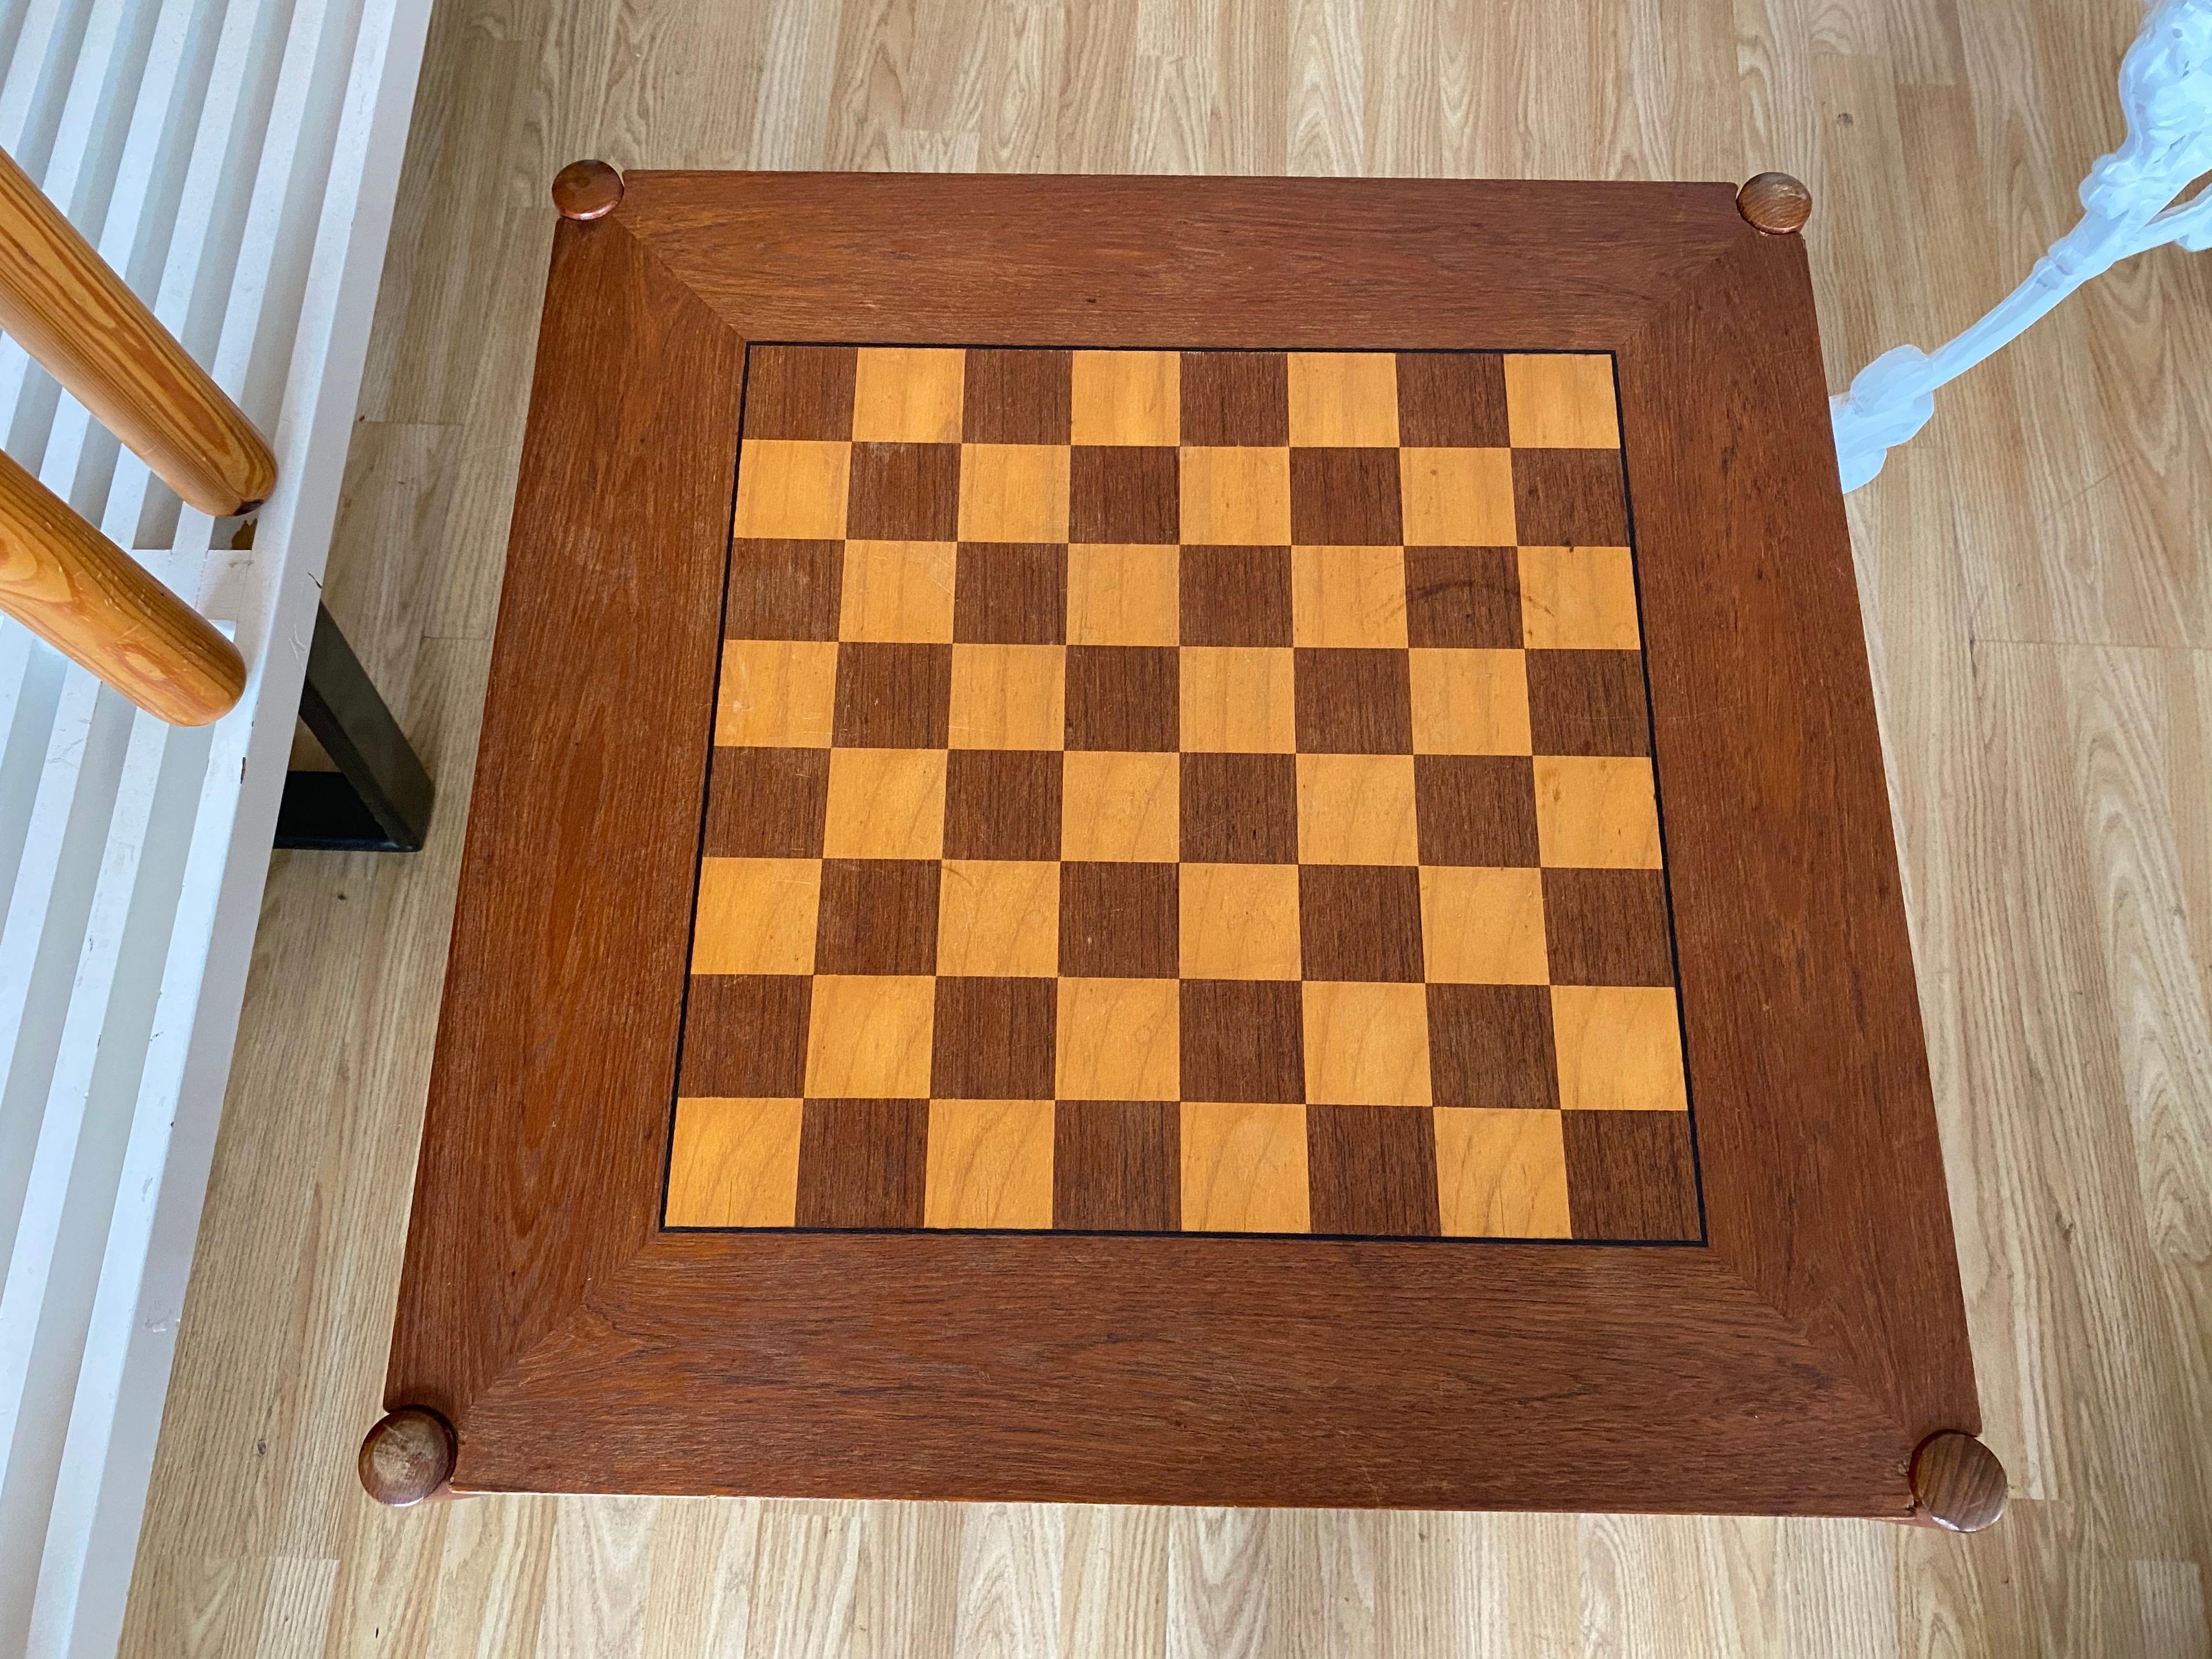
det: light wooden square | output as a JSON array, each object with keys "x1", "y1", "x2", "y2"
[
  {"x1": 959, "y1": 444, "x2": 1070, "y2": 542},
  {"x1": 1551, "y1": 985, "x2": 1688, "y2": 1112},
  {"x1": 1519, "y1": 546, "x2": 1641, "y2": 650},
  {"x1": 925, "y1": 1099, "x2": 1056, "y2": 1229},
  {"x1": 937, "y1": 859, "x2": 1059, "y2": 977},
  {"x1": 1180, "y1": 446, "x2": 1291, "y2": 544},
  {"x1": 1287, "y1": 352, "x2": 1400, "y2": 447},
  {"x1": 1433, "y1": 1107, "x2": 1571, "y2": 1238},
  {"x1": 853, "y1": 347, "x2": 964, "y2": 442},
  {"x1": 692, "y1": 857, "x2": 821, "y2": 975},
  {"x1": 823, "y1": 748, "x2": 947, "y2": 860},
  {"x1": 732, "y1": 439, "x2": 850, "y2": 539},
  {"x1": 950, "y1": 644, "x2": 1065, "y2": 750},
  {"x1": 1399, "y1": 447, "x2": 1515, "y2": 545},
  {"x1": 839, "y1": 540, "x2": 957, "y2": 642},
  {"x1": 1409, "y1": 648, "x2": 1531, "y2": 754},
  {"x1": 1291, "y1": 545, "x2": 1408, "y2": 647},
  {"x1": 1180, "y1": 1102, "x2": 1311, "y2": 1233},
  {"x1": 1181, "y1": 646, "x2": 1296, "y2": 753},
  {"x1": 1057, "y1": 977, "x2": 1180, "y2": 1098},
  {"x1": 1296, "y1": 754, "x2": 1418, "y2": 865},
  {"x1": 1504, "y1": 354, "x2": 1620, "y2": 448},
  {"x1": 1181, "y1": 863, "x2": 1302, "y2": 979},
  {"x1": 1533, "y1": 755, "x2": 1662, "y2": 869},
  {"x1": 804, "y1": 975, "x2": 937, "y2": 1097},
  {"x1": 665, "y1": 1098, "x2": 805, "y2": 1228},
  {"x1": 1067, "y1": 544, "x2": 1179, "y2": 645},
  {"x1": 716, "y1": 639, "x2": 838, "y2": 747},
  {"x1": 1301, "y1": 982, "x2": 1432, "y2": 1107},
  {"x1": 1419, "y1": 866, "x2": 1548, "y2": 984},
  {"x1": 1071, "y1": 351, "x2": 1179, "y2": 446},
  {"x1": 1061, "y1": 751, "x2": 1178, "y2": 862}
]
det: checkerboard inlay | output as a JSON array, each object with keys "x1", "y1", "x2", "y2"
[{"x1": 665, "y1": 346, "x2": 1701, "y2": 1242}]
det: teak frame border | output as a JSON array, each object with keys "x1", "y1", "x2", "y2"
[{"x1": 382, "y1": 173, "x2": 1983, "y2": 1519}]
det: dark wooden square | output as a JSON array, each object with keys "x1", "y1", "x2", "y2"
[
  {"x1": 1543, "y1": 868, "x2": 1675, "y2": 986},
  {"x1": 1060, "y1": 862, "x2": 1178, "y2": 978},
  {"x1": 1180, "y1": 752, "x2": 1297, "y2": 863},
  {"x1": 1562, "y1": 1111, "x2": 1700, "y2": 1242},
  {"x1": 1526, "y1": 649, "x2": 1651, "y2": 757},
  {"x1": 814, "y1": 859, "x2": 941, "y2": 975},
  {"x1": 742, "y1": 345, "x2": 856, "y2": 441},
  {"x1": 1511, "y1": 448, "x2": 1630, "y2": 545},
  {"x1": 1299, "y1": 864, "x2": 1423, "y2": 982},
  {"x1": 1065, "y1": 645, "x2": 1178, "y2": 751},
  {"x1": 676, "y1": 974, "x2": 811, "y2": 1098},
  {"x1": 1413, "y1": 754, "x2": 1539, "y2": 865},
  {"x1": 1395, "y1": 352, "x2": 1507, "y2": 448},
  {"x1": 1180, "y1": 979, "x2": 1305, "y2": 1103},
  {"x1": 1307, "y1": 1104, "x2": 1441, "y2": 1237},
  {"x1": 1289, "y1": 447, "x2": 1402, "y2": 544},
  {"x1": 1180, "y1": 545, "x2": 1293, "y2": 646},
  {"x1": 796, "y1": 1099, "x2": 928, "y2": 1228},
  {"x1": 954, "y1": 543, "x2": 1066, "y2": 644},
  {"x1": 1426, "y1": 983, "x2": 1558, "y2": 1110},
  {"x1": 945, "y1": 749, "x2": 1061, "y2": 860},
  {"x1": 848, "y1": 441, "x2": 960, "y2": 540},
  {"x1": 931, "y1": 977, "x2": 1057, "y2": 1099},
  {"x1": 726, "y1": 539, "x2": 842, "y2": 640},
  {"x1": 1070, "y1": 447, "x2": 1178, "y2": 543},
  {"x1": 963, "y1": 347, "x2": 1072, "y2": 444},
  {"x1": 1180, "y1": 351, "x2": 1287, "y2": 445},
  {"x1": 832, "y1": 641, "x2": 951, "y2": 748},
  {"x1": 1053, "y1": 1100, "x2": 1179, "y2": 1232},
  {"x1": 703, "y1": 748, "x2": 828, "y2": 858},
  {"x1": 1294, "y1": 647, "x2": 1413, "y2": 753},
  {"x1": 1404, "y1": 546, "x2": 1520, "y2": 649}
]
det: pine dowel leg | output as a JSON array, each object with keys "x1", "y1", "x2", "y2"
[
  {"x1": 0, "y1": 447, "x2": 244, "y2": 724},
  {"x1": 0, "y1": 144, "x2": 275, "y2": 517}
]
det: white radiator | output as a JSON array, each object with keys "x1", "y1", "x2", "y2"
[{"x1": 0, "y1": 0, "x2": 432, "y2": 1647}]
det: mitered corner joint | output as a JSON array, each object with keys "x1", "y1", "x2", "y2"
[
  {"x1": 1908, "y1": 1430, "x2": 2007, "y2": 1533},
  {"x1": 1738, "y1": 171, "x2": 1812, "y2": 236},
  {"x1": 552, "y1": 160, "x2": 624, "y2": 222},
  {"x1": 359, "y1": 1405, "x2": 458, "y2": 1507}
]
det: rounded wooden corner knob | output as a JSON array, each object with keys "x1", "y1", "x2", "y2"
[
  {"x1": 1910, "y1": 1431, "x2": 2007, "y2": 1533},
  {"x1": 551, "y1": 160, "x2": 623, "y2": 222},
  {"x1": 1738, "y1": 171, "x2": 1812, "y2": 235},
  {"x1": 358, "y1": 1406, "x2": 457, "y2": 1507}
]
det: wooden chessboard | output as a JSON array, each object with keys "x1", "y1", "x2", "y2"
[
  {"x1": 380, "y1": 173, "x2": 1983, "y2": 1521},
  {"x1": 668, "y1": 344, "x2": 1698, "y2": 1241}
]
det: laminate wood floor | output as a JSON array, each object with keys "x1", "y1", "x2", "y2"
[{"x1": 120, "y1": 1, "x2": 2212, "y2": 1653}]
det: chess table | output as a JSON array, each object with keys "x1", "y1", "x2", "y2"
[{"x1": 367, "y1": 169, "x2": 2000, "y2": 1528}]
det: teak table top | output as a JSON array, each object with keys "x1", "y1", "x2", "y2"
[{"x1": 374, "y1": 169, "x2": 1991, "y2": 1526}]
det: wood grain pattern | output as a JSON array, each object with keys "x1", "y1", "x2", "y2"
[
  {"x1": 0, "y1": 146, "x2": 275, "y2": 516},
  {"x1": 1910, "y1": 1431, "x2": 2009, "y2": 1533},
  {"x1": 0, "y1": 445, "x2": 245, "y2": 723},
  {"x1": 373, "y1": 175, "x2": 1975, "y2": 1517},
  {"x1": 550, "y1": 158, "x2": 623, "y2": 221},
  {"x1": 357, "y1": 1407, "x2": 457, "y2": 1506},
  {"x1": 1737, "y1": 171, "x2": 1813, "y2": 236},
  {"x1": 126, "y1": 2, "x2": 2212, "y2": 1651},
  {"x1": 384, "y1": 211, "x2": 747, "y2": 1419}
]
